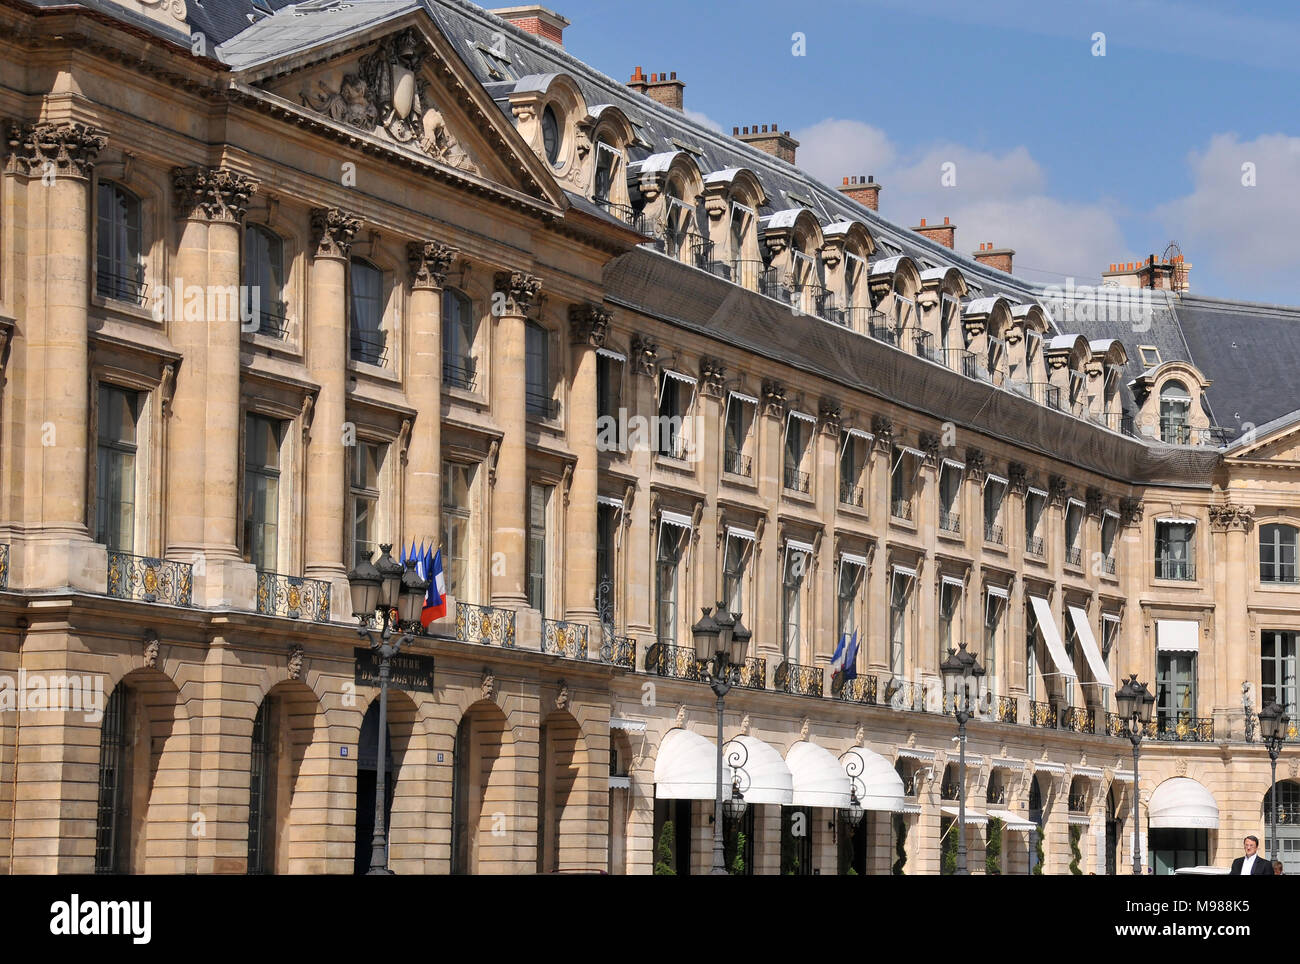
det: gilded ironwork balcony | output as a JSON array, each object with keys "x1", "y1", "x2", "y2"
[
  {"x1": 350, "y1": 328, "x2": 388, "y2": 366},
  {"x1": 737, "y1": 656, "x2": 767, "y2": 690},
  {"x1": 730, "y1": 259, "x2": 765, "y2": 291},
  {"x1": 97, "y1": 267, "x2": 147, "y2": 305},
  {"x1": 997, "y1": 695, "x2": 1019, "y2": 724},
  {"x1": 984, "y1": 522, "x2": 1005, "y2": 546},
  {"x1": 774, "y1": 660, "x2": 824, "y2": 697},
  {"x1": 1105, "y1": 712, "x2": 1125, "y2": 738},
  {"x1": 1152, "y1": 714, "x2": 1214, "y2": 742},
  {"x1": 839, "y1": 481, "x2": 864, "y2": 508},
  {"x1": 890, "y1": 498, "x2": 913, "y2": 521},
  {"x1": 106, "y1": 552, "x2": 193, "y2": 606},
  {"x1": 255, "y1": 571, "x2": 331, "y2": 622},
  {"x1": 644, "y1": 640, "x2": 702, "y2": 681},
  {"x1": 1062, "y1": 705, "x2": 1096, "y2": 734},
  {"x1": 542, "y1": 618, "x2": 589, "y2": 659},
  {"x1": 526, "y1": 390, "x2": 559, "y2": 420},
  {"x1": 1025, "y1": 535, "x2": 1045, "y2": 557},
  {"x1": 443, "y1": 354, "x2": 478, "y2": 391},
  {"x1": 591, "y1": 195, "x2": 635, "y2": 224},
  {"x1": 1155, "y1": 555, "x2": 1195, "y2": 581},
  {"x1": 1029, "y1": 700, "x2": 1058, "y2": 728},
  {"x1": 1065, "y1": 545, "x2": 1082, "y2": 567},
  {"x1": 868, "y1": 321, "x2": 900, "y2": 348},
  {"x1": 724, "y1": 447, "x2": 753, "y2": 477},
  {"x1": 456, "y1": 601, "x2": 517, "y2": 648},
  {"x1": 598, "y1": 629, "x2": 636, "y2": 669},
  {"x1": 0, "y1": 543, "x2": 8, "y2": 589},
  {"x1": 939, "y1": 508, "x2": 961, "y2": 533},
  {"x1": 834, "y1": 673, "x2": 878, "y2": 705},
  {"x1": 784, "y1": 465, "x2": 811, "y2": 494},
  {"x1": 885, "y1": 678, "x2": 923, "y2": 710},
  {"x1": 939, "y1": 347, "x2": 979, "y2": 379}
]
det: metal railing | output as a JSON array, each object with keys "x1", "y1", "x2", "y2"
[
  {"x1": 644, "y1": 640, "x2": 702, "y2": 681},
  {"x1": 1029, "y1": 700, "x2": 1057, "y2": 728},
  {"x1": 835, "y1": 674, "x2": 878, "y2": 705},
  {"x1": 701, "y1": 258, "x2": 733, "y2": 281},
  {"x1": 730, "y1": 259, "x2": 765, "y2": 291},
  {"x1": 839, "y1": 481, "x2": 864, "y2": 508},
  {"x1": 1062, "y1": 706, "x2": 1096, "y2": 734},
  {"x1": 526, "y1": 390, "x2": 559, "y2": 419},
  {"x1": 940, "y1": 508, "x2": 961, "y2": 534},
  {"x1": 839, "y1": 307, "x2": 884, "y2": 332},
  {"x1": 1105, "y1": 713, "x2": 1125, "y2": 738},
  {"x1": 1155, "y1": 556, "x2": 1195, "y2": 581},
  {"x1": 592, "y1": 196, "x2": 635, "y2": 224},
  {"x1": 1025, "y1": 382, "x2": 1062, "y2": 410},
  {"x1": 106, "y1": 552, "x2": 193, "y2": 606},
  {"x1": 542, "y1": 618, "x2": 589, "y2": 659},
  {"x1": 890, "y1": 499, "x2": 913, "y2": 521},
  {"x1": 97, "y1": 267, "x2": 147, "y2": 305},
  {"x1": 939, "y1": 347, "x2": 979, "y2": 379},
  {"x1": 906, "y1": 328, "x2": 936, "y2": 362},
  {"x1": 1152, "y1": 715, "x2": 1214, "y2": 742},
  {"x1": 1065, "y1": 545, "x2": 1082, "y2": 567},
  {"x1": 1069, "y1": 794, "x2": 1089, "y2": 813},
  {"x1": 599, "y1": 629, "x2": 636, "y2": 669},
  {"x1": 868, "y1": 321, "x2": 900, "y2": 348},
  {"x1": 724, "y1": 448, "x2": 753, "y2": 477},
  {"x1": 631, "y1": 211, "x2": 664, "y2": 247},
  {"x1": 1103, "y1": 555, "x2": 1117, "y2": 575},
  {"x1": 997, "y1": 695, "x2": 1019, "y2": 724},
  {"x1": 774, "y1": 660, "x2": 824, "y2": 697},
  {"x1": 885, "y1": 678, "x2": 923, "y2": 711},
  {"x1": 0, "y1": 543, "x2": 7, "y2": 590},
  {"x1": 783, "y1": 466, "x2": 811, "y2": 493},
  {"x1": 1026, "y1": 535, "x2": 1045, "y2": 557},
  {"x1": 984, "y1": 522, "x2": 1005, "y2": 546},
  {"x1": 737, "y1": 656, "x2": 767, "y2": 690},
  {"x1": 255, "y1": 571, "x2": 331, "y2": 622},
  {"x1": 443, "y1": 354, "x2": 478, "y2": 391},
  {"x1": 1159, "y1": 418, "x2": 1193, "y2": 445},
  {"x1": 350, "y1": 328, "x2": 388, "y2": 366},
  {"x1": 689, "y1": 235, "x2": 715, "y2": 270},
  {"x1": 759, "y1": 267, "x2": 790, "y2": 303},
  {"x1": 256, "y1": 304, "x2": 291, "y2": 338},
  {"x1": 456, "y1": 601, "x2": 517, "y2": 648},
  {"x1": 657, "y1": 431, "x2": 689, "y2": 461}
]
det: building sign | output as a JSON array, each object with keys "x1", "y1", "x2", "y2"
[{"x1": 353, "y1": 648, "x2": 435, "y2": 694}]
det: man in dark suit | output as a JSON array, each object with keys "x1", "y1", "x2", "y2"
[{"x1": 1229, "y1": 836, "x2": 1274, "y2": 875}]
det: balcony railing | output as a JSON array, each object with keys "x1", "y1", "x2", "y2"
[
  {"x1": 657, "y1": 432, "x2": 689, "y2": 461},
  {"x1": 106, "y1": 552, "x2": 193, "y2": 606},
  {"x1": 938, "y1": 347, "x2": 979, "y2": 379},
  {"x1": 939, "y1": 508, "x2": 961, "y2": 534},
  {"x1": 984, "y1": 522, "x2": 1005, "y2": 546},
  {"x1": 774, "y1": 660, "x2": 824, "y2": 697},
  {"x1": 1105, "y1": 712, "x2": 1126, "y2": 738},
  {"x1": 631, "y1": 211, "x2": 663, "y2": 245},
  {"x1": 592, "y1": 196, "x2": 635, "y2": 225},
  {"x1": 1155, "y1": 557, "x2": 1195, "y2": 581},
  {"x1": 542, "y1": 618, "x2": 589, "y2": 659},
  {"x1": 0, "y1": 543, "x2": 7, "y2": 589},
  {"x1": 905, "y1": 328, "x2": 936, "y2": 362},
  {"x1": 890, "y1": 499, "x2": 913, "y2": 521},
  {"x1": 737, "y1": 656, "x2": 767, "y2": 690},
  {"x1": 1103, "y1": 555, "x2": 1117, "y2": 575},
  {"x1": 1029, "y1": 700, "x2": 1057, "y2": 728},
  {"x1": 1065, "y1": 545, "x2": 1082, "y2": 567},
  {"x1": 1026, "y1": 535, "x2": 1045, "y2": 558},
  {"x1": 1025, "y1": 382, "x2": 1062, "y2": 410},
  {"x1": 97, "y1": 267, "x2": 147, "y2": 305},
  {"x1": 256, "y1": 304, "x2": 291, "y2": 339},
  {"x1": 350, "y1": 328, "x2": 388, "y2": 366},
  {"x1": 759, "y1": 267, "x2": 790, "y2": 303},
  {"x1": 724, "y1": 448, "x2": 753, "y2": 477},
  {"x1": 526, "y1": 390, "x2": 559, "y2": 420},
  {"x1": 443, "y1": 354, "x2": 478, "y2": 391},
  {"x1": 834, "y1": 674, "x2": 878, "y2": 705},
  {"x1": 868, "y1": 321, "x2": 900, "y2": 348},
  {"x1": 997, "y1": 695, "x2": 1019, "y2": 724},
  {"x1": 1062, "y1": 706, "x2": 1096, "y2": 734},
  {"x1": 1069, "y1": 794, "x2": 1089, "y2": 813},
  {"x1": 255, "y1": 571, "x2": 331, "y2": 622},
  {"x1": 689, "y1": 235, "x2": 715, "y2": 270},
  {"x1": 839, "y1": 481, "x2": 864, "y2": 508},
  {"x1": 701, "y1": 258, "x2": 734, "y2": 281},
  {"x1": 783, "y1": 466, "x2": 811, "y2": 494},
  {"x1": 644, "y1": 640, "x2": 701, "y2": 681},
  {"x1": 1159, "y1": 418, "x2": 1193, "y2": 445},
  {"x1": 598, "y1": 628, "x2": 636, "y2": 669},
  {"x1": 730, "y1": 259, "x2": 765, "y2": 291},
  {"x1": 1152, "y1": 715, "x2": 1214, "y2": 742},
  {"x1": 839, "y1": 307, "x2": 884, "y2": 332},
  {"x1": 885, "y1": 678, "x2": 923, "y2": 711},
  {"x1": 456, "y1": 601, "x2": 517, "y2": 648}
]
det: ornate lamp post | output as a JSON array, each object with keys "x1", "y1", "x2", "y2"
[
  {"x1": 1114, "y1": 674, "x2": 1156, "y2": 875},
  {"x1": 347, "y1": 544, "x2": 428, "y2": 875},
  {"x1": 939, "y1": 642, "x2": 985, "y2": 875},
  {"x1": 693, "y1": 603, "x2": 752, "y2": 875},
  {"x1": 1257, "y1": 700, "x2": 1291, "y2": 862}
]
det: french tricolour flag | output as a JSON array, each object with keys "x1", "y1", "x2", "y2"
[{"x1": 421, "y1": 546, "x2": 446, "y2": 628}]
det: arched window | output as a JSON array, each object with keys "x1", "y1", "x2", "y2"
[
  {"x1": 243, "y1": 225, "x2": 286, "y2": 336},
  {"x1": 541, "y1": 105, "x2": 561, "y2": 166},
  {"x1": 1260, "y1": 523, "x2": 1299, "y2": 584},
  {"x1": 442, "y1": 287, "x2": 476, "y2": 390},
  {"x1": 96, "y1": 181, "x2": 144, "y2": 303},
  {"x1": 349, "y1": 258, "x2": 385, "y2": 365},
  {"x1": 1159, "y1": 380, "x2": 1191, "y2": 444}
]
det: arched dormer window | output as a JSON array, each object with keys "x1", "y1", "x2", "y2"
[
  {"x1": 349, "y1": 257, "x2": 386, "y2": 365},
  {"x1": 1260, "y1": 523, "x2": 1299, "y2": 584},
  {"x1": 243, "y1": 224, "x2": 286, "y2": 337},
  {"x1": 97, "y1": 181, "x2": 145, "y2": 304},
  {"x1": 1159, "y1": 381, "x2": 1191, "y2": 443}
]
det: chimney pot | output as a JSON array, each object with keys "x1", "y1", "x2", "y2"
[
  {"x1": 670, "y1": 71, "x2": 677, "y2": 79},
  {"x1": 920, "y1": 218, "x2": 927, "y2": 227},
  {"x1": 867, "y1": 175, "x2": 873, "y2": 183},
  {"x1": 943, "y1": 216, "x2": 950, "y2": 225}
]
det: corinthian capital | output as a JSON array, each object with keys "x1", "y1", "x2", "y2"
[
  {"x1": 493, "y1": 271, "x2": 542, "y2": 316},
  {"x1": 408, "y1": 240, "x2": 459, "y2": 289},
  {"x1": 6, "y1": 121, "x2": 106, "y2": 179},
  {"x1": 172, "y1": 166, "x2": 258, "y2": 222},
  {"x1": 310, "y1": 207, "x2": 361, "y2": 260},
  {"x1": 568, "y1": 302, "x2": 611, "y2": 347},
  {"x1": 1209, "y1": 502, "x2": 1255, "y2": 531}
]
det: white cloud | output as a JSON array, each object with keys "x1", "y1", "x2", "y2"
[{"x1": 682, "y1": 107, "x2": 724, "y2": 134}]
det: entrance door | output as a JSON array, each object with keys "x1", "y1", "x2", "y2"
[{"x1": 354, "y1": 701, "x2": 394, "y2": 875}]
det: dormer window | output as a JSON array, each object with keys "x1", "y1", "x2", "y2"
[
  {"x1": 1159, "y1": 381, "x2": 1191, "y2": 444},
  {"x1": 940, "y1": 294, "x2": 960, "y2": 350},
  {"x1": 593, "y1": 141, "x2": 621, "y2": 203},
  {"x1": 541, "y1": 105, "x2": 561, "y2": 166},
  {"x1": 1138, "y1": 345, "x2": 1161, "y2": 369}
]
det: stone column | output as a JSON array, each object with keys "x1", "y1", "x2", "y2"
[
  {"x1": 565, "y1": 303, "x2": 611, "y2": 636},
  {"x1": 623, "y1": 334, "x2": 658, "y2": 646},
  {"x1": 489, "y1": 270, "x2": 540, "y2": 610},
  {"x1": 168, "y1": 166, "x2": 258, "y2": 607},
  {"x1": 1212, "y1": 503, "x2": 1254, "y2": 738},
  {"x1": 303, "y1": 208, "x2": 360, "y2": 613},
  {"x1": 757, "y1": 381, "x2": 786, "y2": 668},
  {"x1": 6, "y1": 122, "x2": 106, "y2": 591},
  {"x1": 815, "y1": 404, "x2": 839, "y2": 672},
  {"x1": 405, "y1": 241, "x2": 458, "y2": 549},
  {"x1": 867, "y1": 418, "x2": 894, "y2": 674}
]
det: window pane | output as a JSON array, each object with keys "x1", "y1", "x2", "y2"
[{"x1": 349, "y1": 260, "x2": 384, "y2": 363}]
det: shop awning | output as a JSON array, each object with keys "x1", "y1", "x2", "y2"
[
  {"x1": 987, "y1": 809, "x2": 1036, "y2": 832},
  {"x1": 941, "y1": 806, "x2": 988, "y2": 827},
  {"x1": 1157, "y1": 619, "x2": 1199, "y2": 653},
  {"x1": 840, "y1": 746, "x2": 906, "y2": 812},
  {"x1": 787, "y1": 741, "x2": 852, "y2": 808},
  {"x1": 1067, "y1": 605, "x2": 1114, "y2": 688},
  {"x1": 724, "y1": 735, "x2": 794, "y2": 806},
  {"x1": 653, "y1": 728, "x2": 717, "y2": 800},
  {"x1": 1149, "y1": 777, "x2": 1219, "y2": 829},
  {"x1": 1029, "y1": 596, "x2": 1077, "y2": 681}
]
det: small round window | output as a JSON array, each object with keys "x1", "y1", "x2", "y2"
[{"x1": 542, "y1": 105, "x2": 561, "y2": 166}]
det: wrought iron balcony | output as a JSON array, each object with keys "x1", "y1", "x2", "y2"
[
  {"x1": 1029, "y1": 700, "x2": 1058, "y2": 728},
  {"x1": 890, "y1": 498, "x2": 913, "y2": 521},
  {"x1": 689, "y1": 234, "x2": 715, "y2": 270},
  {"x1": 591, "y1": 195, "x2": 635, "y2": 224},
  {"x1": 106, "y1": 552, "x2": 193, "y2": 606},
  {"x1": 839, "y1": 481, "x2": 864, "y2": 508},
  {"x1": 1155, "y1": 556, "x2": 1195, "y2": 581},
  {"x1": 255, "y1": 571, "x2": 331, "y2": 622},
  {"x1": 700, "y1": 258, "x2": 733, "y2": 281},
  {"x1": 868, "y1": 321, "x2": 900, "y2": 348},
  {"x1": 1159, "y1": 417, "x2": 1193, "y2": 445},
  {"x1": 730, "y1": 259, "x2": 765, "y2": 291},
  {"x1": 1025, "y1": 535, "x2": 1045, "y2": 558},
  {"x1": 1065, "y1": 545, "x2": 1082, "y2": 567},
  {"x1": 1025, "y1": 382, "x2": 1062, "y2": 410},
  {"x1": 724, "y1": 448, "x2": 753, "y2": 477},
  {"x1": 939, "y1": 347, "x2": 979, "y2": 379},
  {"x1": 657, "y1": 431, "x2": 689, "y2": 461},
  {"x1": 834, "y1": 674, "x2": 878, "y2": 705},
  {"x1": 443, "y1": 354, "x2": 478, "y2": 391},
  {"x1": 644, "y1": 640, "x2": 702, "y2": 681},
  {"x1": 598, "y1": 628, "x2": 636, "y2": 669},
  {"x1": 349, "y1": 328, "x2": 388, "y2": 366},
  {"x1": 839, "y1": 307, "x2": 884, "y2": 332},
  {"x1": 737, "y1": 656, "x2": 767, "y2": 690},
  {"x1": 542, "y1": 618, "x2": 589, "y2": 659},
  {"x1": 97, "y1": 267, "x2": 147, "y2": 305},
  {"x1": 885, "y1": 678, "x2": 923, "y2": 710},
  {"x1": 997, "y1": 695, "x2": 1019, "y2": 724},
  {"x1": 759, "y1": 267, "x2": 791, "y2": 303},
  {"x1": 939, "y1": 508, "x2": 961, "y2": 534},
  {"x1": 1152, "y1": 714, "x2": 1214, "y2": 742},
  {"x1": 526, "y1": 390, "x2": 559, "y2": 420},
  {"x1": 783, "y1": 465, "x2": 811, "y2": 494},
  {"x1": 984, "y1": 522, "x2": 1005, "y2": 546},
  {"x1": 906, "y1": 328, "x2": 936, "y2": 362},
  {"x1": 1062, "y1": 706, "x2": 1096, "y2": 734},
  {"x1": 1105, "y1": 712, "x2": 1126, "y2": 738},
  {"x1": 774, "y1": 660, "x2": 824, "y2": 697},
  {"x1": 456, "y1": 601, "x2": 517, "y2": 648},
  {"x1": 255, "y1": 303, "x2": 291, "y2": 338},
  {"x1": 0, "y1": 543, "x2": 9, "y2": 589},
  {"x1": 631, "y1": 211, "x2": 664, "y2": 246}
]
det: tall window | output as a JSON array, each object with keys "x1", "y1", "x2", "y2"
[
  {"x1": 782, "y1": 546, "x2": 808, "y2": 662},
  {"x1": 442, "y1": 461, "x2": 475, "y2": 600},
  {"x1": 1065, "y1": 500, "x2": 1084, "y2": 566},
  {"x1": 350, "y1": 442, "x2": 385, "y2": 567},
  {"x1": 938, "y1": 579, "x2": 961, "y2": 660},
  {"x1": 655, "y1": 523, "x2": 688, "y2": 643},
  {"x1": 1262, "y1": 631, "x2": 1298, "y2": 721},
  {"x1": 839, "y1": 431, "x2": 867, "y2": 507},
  {"x1": 983, "y1": 475, "x2": 1007, "y2": 544},
  {"x1": 442, "y1": 288, "x2": 477, "y2": 390},
  {"x1": 349, "y1": 258, "x2": 385, "y2": 364},
  {"x1": 725, "y1": 393, "x2": 755, "y2": 476},
  {"x1": 784, "y1": 414, "x2": 813, "y2": 493},
  {"x1": 838, "y1": 558, "x2": 866, "y2": 646},
  {"x1": 525, "y1": 321, "x2": 552, "y2": 417},
  {"x1": 94, "y1": 683, "x2": 131, "y2": 874},
  {"x1": 243, "y1": 414, "x2": 283, "y2": 572},
  {"x1": 596, "y1": 503, "x2": 617, "y2": 625},
  {"x1": 1025, "y1": 489, "x2": 1046, "y2": 555},
  {"x1": 96, "y1": 181, "x2": 144, "y2": 303},
  {"x1": 939, "y1": 461, "x2": 962, "y2": 532},
  {"x1": 657, "y1": 372, "x2": 694, "y2": 459},
  {"x1": 1101, "y1": 511, "x2": 1119, "y2": 570},
  {"x1": 1026, "y1": 602, "x2": 1040, "y2": 702},
  {"x1": 722, "y1": 531, "x2": 753, "y2": 616},
  {"x1": 1102, "y1": 615, "x2": 1121, "y2": 691},
  {"x1": 243, "y1": 225, "x2": 286, "y2": 336},
  {"x1": 1159, "y1": 381, "x2": 1191, "y2": 444},
  {"x1": 1155, "y1": 520, "x2": 1195, "y2": 580},
  {"x1": 940, "y1": 294, "x2": 959, "y2": 351},
  {"x1": 596, "y1": 352, "x2": 623, "y2": 424},
  {"x1": 984, "y1": 589, "x2": 1006, "y2": 682},
  {"x1": 890, "y1": 446, "x2": 916, "y2": 519},
  {"x1": 889, "y1": 570, "x2": 913, "y2": 678},
  {"x1": 593, "y1": 140, "x2": 620, "y2": 203},
  {"x1": 1260, "y1": 524, "x2": 1299, "y2": 584},
  {"x1": 526, "y1": 483, "x2": 550, "y2": 612},
  {"x1": 96, "y1": 384, "x2": 140, "y2": 553},
  {"x1": 1156, "y1": 652, "x2": 1196, "y2": 726}
]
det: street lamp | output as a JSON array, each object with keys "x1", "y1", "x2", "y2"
[
  {"x1": 939, "y1": 641, "x2": 985, "y2": 875},
  {"x1": 347, "y1": 544, "x2": 428, "y2": 875},
  {"x1": 1114, "y1": 673, "x2": 1156, "y2": 875},
  {"x1": 693, "y1": 602, "x2": 751, "y2": 875},
  {"x1": 1258, "y1": 700, "x2": 1291, "y2": 862}
]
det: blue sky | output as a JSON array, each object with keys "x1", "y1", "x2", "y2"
[{"x1": 553, "y1": 0, "x2": 1300, "y2": 303}]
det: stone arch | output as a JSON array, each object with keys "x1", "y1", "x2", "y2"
[
  {"x1": 247, "y1": 677, "x2": 326, "y2": 874},
  {"x1": 451, "y1": 697, "x2": 515, "y2": 874},
  {"x1": 538, "y1": 707, "x2": 593, "y2": 873},
  {"x1": 354, "y1": 688, "x2": 427, "y2": 874}
]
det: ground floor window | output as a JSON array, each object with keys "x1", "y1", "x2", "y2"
[
  {"x1": 781, "y1": 805, "x2": 813, "y2": 875},
  {"x1": 1149, "y1": 827, "x2": 1208, "y2": 875},
  {"x1": 653, "y1": 797, "x2": 693, "y2": 875},
  {"x1": 724, "y1": 804, "x2": 755, "y2": 876}
]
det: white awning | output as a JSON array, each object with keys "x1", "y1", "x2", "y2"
[
  {"x1": 1149, "y1": 777, "x2": 1219, "y2": 830},
  {"x1": 1157, "y1": 619, "x2": 1199, "y2": 653},
  {"x1": 1156, "y1": 516, "x2": 1198, "y2": 525},
  {"x1": 896, "y1": 747, "x2": 935, "y2": 762},
  {"x1": 1113, "y1": 770, "x2": 1135, "y2": 783},
  {"x1": 900, "y1": 445, "x2": 926, "y2": 460},
  {"x1": 608, "y1": 775, "x2": 631, "y2": 790},
  {"x1": 787, "y1": 410, "x2": 817, "y2": 426},
  {"x1": 653, "y1": 728, "x2": 717, "y2": 800},
  {"x1": 942, "y1": 458, "x2": 966, "y2": 473},
  {"x1": 726, "y1": 525, "x2": 756, "y2": 544},
  {"x1": 1074, "y1": 765, "x2": 1104, "y2": 779},
  {"x1": 840, "y1": 746, "x2": 907, "y2": 812},
  {"x1": 660, "y1": 510, "x2": 694, "y2": 532},
  {"x1": 1027, "y1": 486, "x2": 1048, "y2": 500},
  {"x1": 609, "y1": 716, "x2": 645, "y2": 732},
  {"x1": 840, "y1": 551, "x2": 868, "y2": 570},
  {"x1": 727, "y1": 389, "x2": 759, "y2": 407},
  {"x1": 661, "y1": 369, "x2": 697, "y2": 388},
  {"x1": 1029, "y1": 596, "x2": 1077, "y2": 680},
  {"x1": 941, "y1": 575, "x2": 965, "y2": 590},
  {"x1": 987, "y1": 584, "x2": 1009, "y2": 600},
  {"x1": 595, "y1": 346, "x2": 626, "y2": 362},
  {"x1": 787, "y1": 741, "x2": 852, "y2": 808},
  {"x1": 1033, "y1": 760, "x2": 1066, "y2": 775},
  {"x1": 987, "y1": 809, "x2": 1036, "y2": 832},
  {"x1": 984, "y1": 473, "x2": 1009, "y2": 488},
  {"x1": 724, "y1": 735, "x2": 794, "y2": 806},
  {"x1": 1067, "y1": 498, "x2": 1086, "y2": 512},
  {"x1": 892, "y1": 564, "x2": 917, "y2": 580},
  {"x1": 1067, "y1": 813, "x2": 1091, "y2": 826},
  {"x1": 988, "y1": 758, "x2": 1025, "y2": 772},
  {"x1": 940, "y1": 806, "x2": 988, "y2": 827},
  {"x1": 895, "y1": 802, "x2": 922, "y2": 814},
  {"x1": 786, "y1": 539, "x2": 815, "y2": 557},
  {"x1": 597, "y1": 495, "x2": 624, "y2": 510},
  {"x1": 1068, "y1": 605, "x2": 1114, "y2": 688},
  {"x1": 844, "y1": 427, "x2": 874, "y2": 443}
]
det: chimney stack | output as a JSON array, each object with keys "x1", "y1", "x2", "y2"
[
  {"x1": 734, "y1": 122, "x2": 798, "y2": 164},
  {"x1": 838, "y1": 174, "x2": 881, "y2": 212},
  {"x1": 973, "y1": 241, "x2": 1015, "y2": 274},
  {"x1": 490, "y1": 5, "x2": 570, "y2": 46},
  {"x1": 914, "y1": 215, "x2": 955, "y2": 249},
  {"x1": 1101, "y1": 253, "x2": 1191, "y2": 292},
  {"x1": 629, "y1": 67, "x2": 686, "y2": 111}
]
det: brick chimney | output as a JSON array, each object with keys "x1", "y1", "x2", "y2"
[
  {"x1": 914, "y1": 216, "x2": 955, "y2": 249},
  {"x1": 628, "y1": 67, "x2": 686, "y2": 111},
  {"x1": 973, "y1": 241, "x2": 1014, "y2": 274},
  {"x1": 734, "y1": 123, "x2": 798, "y2": 165},
  {"x1": 491, "y1": 5, "x2": 570, "y2": 46},
  {"x1": 838, "y1": 175, "x2": 881, "y2": 212},
  {"x1": 1102, "y1": 254, "x2": 1190, "y2": 292}
]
